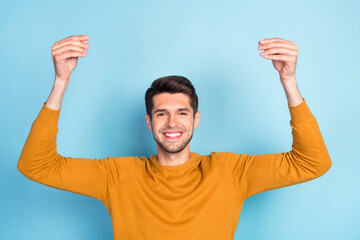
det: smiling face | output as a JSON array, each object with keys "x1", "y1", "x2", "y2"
[{"x1": 145, "y1": 93, "x2": 200, "y2": 154}]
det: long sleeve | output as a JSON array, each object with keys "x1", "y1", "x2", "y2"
[
  {"x1": 217, "y1": 99, "x2": 332, "y2": 199},
  {"x1": 17, "y1": 103, "x2": 130, "y2": 202}
]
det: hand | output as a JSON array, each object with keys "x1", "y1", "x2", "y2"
[
  {"x1": 258, "y1": 38, "x2": 298, "y2": 82},
  {"x1": 51, "y1": 35, "x2": 91, "y2": 82}
]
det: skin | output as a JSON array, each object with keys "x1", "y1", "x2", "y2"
[
  {"x1": 145, "y1": 93, "x2": 200, "y2": 166},
  {"x1": 258, "y1": 38, "x2": 303, "y2": 107},
  {"x1": 45, "y1": 35, "x2": 303, "y2": 166}
]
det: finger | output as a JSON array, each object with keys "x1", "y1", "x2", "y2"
[
  {"x1": 263, "y1": 54, "x2": 296, "y2": 62},
  {"x1": 56, "y1": 35, "x2": 89, "y2": 44},
  {"x1": 55, "y1": 35, "x2": 89, "y2": 45},
  {"x1": 52, "y1": 39, "x2": 90, "y2": 51},
  {"x1": 52, "y1": 45, "x2": 88, "y2": 56},
  {"x1": 54, "y1": 51, "x2": 87, "y2": 61},
  {"x1": 259, "y1": 41, "x2": 297, "y2": 51},
  {"x1": 259, "y1": 41, "x2": 298, "y2": 51},
  {"x1": 260, "y1": 47, "x2": 297, "y2": 57},
  {"x1": 259, "y1": 37, "x2": 295, "y2": 45}
]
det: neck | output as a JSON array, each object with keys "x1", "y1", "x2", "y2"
[{"x1": 156, "y1": 145, "x2": 191, "y2": 166}]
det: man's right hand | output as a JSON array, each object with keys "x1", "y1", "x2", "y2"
[
  {"x1": 51, "y1": 35, "x2": 90, "y2": 82},
  {"x1": 45, "y1": 35, "x2": 90, "y2": 110}
]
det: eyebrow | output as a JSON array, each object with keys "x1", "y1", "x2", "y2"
[{"x1": 153, "y1": 108, "x2": 191, "y2": 114}]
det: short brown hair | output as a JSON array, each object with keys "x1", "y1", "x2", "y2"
[{"x1": 145, "y1": 76, "x2": 198, "y2": 120}]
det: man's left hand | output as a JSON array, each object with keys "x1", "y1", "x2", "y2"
[{"x1": 258, "y1": 38, "x2": 298, "y2": 82}]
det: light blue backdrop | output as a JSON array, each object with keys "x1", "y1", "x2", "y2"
[{"x1": 1, "y1": 0, "x2": 359, "y2": 239}]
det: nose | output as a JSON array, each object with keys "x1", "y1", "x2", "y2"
[{"x1": 166, "y1": 114, "x2": 177, "y2": 128}]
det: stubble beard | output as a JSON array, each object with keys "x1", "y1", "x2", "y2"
[{"x1": 153, "y1": 129, "x2": 194, "y2": 154}]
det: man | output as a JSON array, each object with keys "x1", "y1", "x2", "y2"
[{"x1": 18, "y1": 35, "x2": 331, "y2": 240}]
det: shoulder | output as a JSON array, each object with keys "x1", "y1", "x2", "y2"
[
  {"x1": 210, "y1": 151, "x2": 247, "y2": 160},
  {"x1": 191, "y1": 151, "x2": 249, "y2": 166},
  {"x1": 209, "y1": 151, "x2": 253, "y2": 167},
  {"x1": 102, "y1": 156, "x2": 146, "y2": 170}
]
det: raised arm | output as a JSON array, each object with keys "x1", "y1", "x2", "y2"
[
  {"x1": 216, "y1": 38, "x2": 331, "y2": 199},
  {"x1": 258, "y1": 37, "x2": 303, "y2": 107},
  {"x1": 46, "y1": 35, "x2": 90, "y2": 110},
  {"x1": 17, "y1": 36, "x2": 129, "y2": 201}
]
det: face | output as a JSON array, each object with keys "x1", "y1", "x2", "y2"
[{"x1": 145, "y1": 93, "x2": 200, "y2": 154}]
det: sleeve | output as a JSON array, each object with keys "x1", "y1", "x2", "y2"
[
  {"x1": 216, "y1": 99, "x2": 332, "y2": 199},
  {"x1": 17, "y1": 103, "x2": 131, "y2": 202}
]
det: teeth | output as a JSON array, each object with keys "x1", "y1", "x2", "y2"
[{"x1": 165, "y1": 133, "x2": 181, "y2": 137}]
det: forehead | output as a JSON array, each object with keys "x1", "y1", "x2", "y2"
[{"x1": 152, "y1": 93, "x2": 192, "y2": 111}]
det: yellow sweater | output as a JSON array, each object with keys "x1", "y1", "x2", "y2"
[{"x1": 18, "y1": 99, "x2": 331, "y2": 240}]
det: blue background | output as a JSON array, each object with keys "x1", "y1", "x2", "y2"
[{"x1": 1, "y1": 0, "x2": 359, "y2": 239}]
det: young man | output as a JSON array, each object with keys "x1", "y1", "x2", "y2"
[{"x1": 18, "y1": 35, "x2": 331, "y2": 240}]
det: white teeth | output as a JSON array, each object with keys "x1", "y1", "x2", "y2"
[{"x1": 165, "y1": 133, "x2": 181, "y2": 137}]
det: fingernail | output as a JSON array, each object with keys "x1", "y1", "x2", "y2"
[{"x1": 258, "y1": 45, "x2": 262, "y2": 49}]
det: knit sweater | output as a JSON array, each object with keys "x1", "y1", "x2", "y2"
[{"x1": 18, "y1": 99, "x2": 331, "y2": 240}]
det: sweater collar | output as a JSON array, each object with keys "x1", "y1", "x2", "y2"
[{"x1": 148, "y1": 152, "x2": 201, "y2": 175}]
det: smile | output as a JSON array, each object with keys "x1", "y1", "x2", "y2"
[{"x1": 163, "y1": 132, "x2": 183, "y2": 140}]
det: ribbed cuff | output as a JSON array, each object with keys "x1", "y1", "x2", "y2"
[
  {"x1": 33, "y1": 102, "x2": 61, "y2": 129},
  {"x1": 288, "y1": 98, "x2": 314, "y2": 124}
]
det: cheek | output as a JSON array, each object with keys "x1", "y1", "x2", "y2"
[
  {"x1": 151, "y1": 122, "x2": 163, "y2": 133},
  {"x1": 186, "y1": 120, "x2": 195, "y2": 130}
]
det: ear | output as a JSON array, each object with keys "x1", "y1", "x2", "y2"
[
  {"x1": 194, "y1": 111, "x2": 201, "y2": 128},
  {"x1": 145, "y1": 113, "x2": 152, "y2": 131}
]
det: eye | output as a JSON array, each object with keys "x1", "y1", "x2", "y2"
[
  {"x1": 156, "y1": 113, "x2": 166, "y2": 117},
  {"x1": 179, "y1": 112, "x2": 188, "y2": 115}
]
